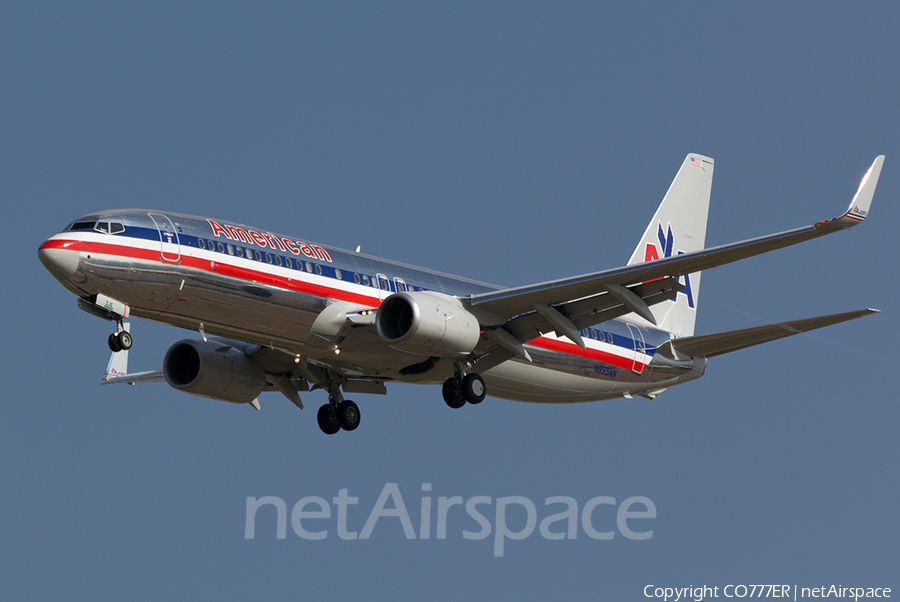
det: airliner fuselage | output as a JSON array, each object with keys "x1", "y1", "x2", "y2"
[
  {"x1": 37, "y1": 154, "x2": 884, "y2": 434},
  {"x1": 40, "y1": 209, "x2": 701, "y2": 404}
]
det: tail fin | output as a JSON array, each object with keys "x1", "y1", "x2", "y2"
[{"x1": 626, "y1": 153, "x2": 714, "y2": 337}]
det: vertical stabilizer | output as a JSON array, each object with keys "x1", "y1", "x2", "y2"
[{"x1": 625, "y1": 154, "x2": 714, "y2": 337}]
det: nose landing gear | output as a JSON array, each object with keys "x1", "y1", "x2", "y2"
[
  {"x1": 108, "y1": 328, "x2": 133, "y2": 352},
  {"x1": 78, "y1": 295, "x2": 133, "y2": 353}
]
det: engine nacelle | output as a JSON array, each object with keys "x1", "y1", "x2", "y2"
[
  {"x1": 376, "y1": 291, "x2": 480, "y2": 357},
  {"x1": 163, "y1": 339, "x2": 266, "y2": 404}
]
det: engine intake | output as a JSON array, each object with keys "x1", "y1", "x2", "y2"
[
  {"x1": 376, "y1": 291, "x2": 480, "y2": 357},
  {"x1": 163, "y1": 339, "x2": 266, "y2": 404}
]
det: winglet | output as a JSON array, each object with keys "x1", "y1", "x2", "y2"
[{"x1": 841, "y1": 155, "x2": 884, "y2": 224}]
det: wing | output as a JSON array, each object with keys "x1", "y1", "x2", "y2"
[
  {"x1": 466, "y1": 156, "x2": 884, "y2": 357},
  {"x1": 667, "y1": 309, "x2": 879, "y2": 358}
]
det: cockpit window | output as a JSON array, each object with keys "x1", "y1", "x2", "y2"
[
  {"x1": 71, "y1": 221, "x2": 125, "y2": 234},
  {"x1": 69, "y1": 221, "x2": 96, "y2": 231}
]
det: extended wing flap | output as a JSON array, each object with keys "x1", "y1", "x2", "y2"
[
  {"x1": 496, "y1": 277, "x2": 682, "y2": 345},
  {"x1": 564, "y1": 277, "x2": 681, "y2": 323},
  {"x1": 670, "y1": 308, "x2": 879, "y2": 358}
]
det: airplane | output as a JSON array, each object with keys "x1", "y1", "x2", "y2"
[{"x1": 38, "y1": 154, "x2": 884, "y2": 435}]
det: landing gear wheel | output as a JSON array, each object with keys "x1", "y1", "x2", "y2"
[
  {"x1": 316, "y1": 404, "x2": 340, "y2": 435},
  {"x1": 442, "y1": 378, "x2": 466, "y2": 409},
  {"x1": 337, "y1": 400, "x2": 360, "y2": 431},
  {"x1": 461, "y1": 374, "x2": 486, "y2": 404},
  {"x1": 108, "y1": 330, "x2": 132, "y2": 352},
  {"x1": 117, "y1": 331, "x2": 133, "y2": 350}
]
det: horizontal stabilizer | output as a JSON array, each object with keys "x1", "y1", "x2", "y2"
[{"x1": 671, "y1": 309, "x2": 879, "y2": 358}]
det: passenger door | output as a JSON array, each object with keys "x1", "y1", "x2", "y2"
[{"x1": 148, "y1": 213, "x2": 181, "y2": 264}]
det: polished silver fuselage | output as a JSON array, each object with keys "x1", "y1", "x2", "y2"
[{"x1": 40, "y1": 210, "x2": 705, "y2": 403}]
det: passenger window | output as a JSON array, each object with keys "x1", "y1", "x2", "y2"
[
  {"x1": 315, "y1": 264, "x2": 322, "y2": 275},
  {"x1": 305, "y1": 262, "x2": 313, "y2": 273},
  {"x1": 275, "y1": 255, "x2": 282, "y2": 267},
  {"x1": 227, "y1": 244, "x2": 234, "y2": 255},
  {"x1": 284, "y1": 258, "x2": 292, "y2": 269},
  {"x1": 254, "y1": 250, "x2": 262, "y2": 261},
  {"x1": 335, "y1": 269, "x2": 342, "y2": 280},
  {"x1": 379, "y1": 277, "x2": 388, "y2": 290},
  {"x1": 265, "y1": 253, "x2": 272, "y2": 264},
  {"x1": 217, "y1": 242, "x2": 225, "y2": 253},
  {"x1": 607, "y1": 333, "x2": 614, "y2": 344},
  {"x1": 198, "y1": 238, "x2": 205, "y2": 249},
  {"x1": 354, "y1": 273, "x2": 361, "y2": 284},
  {"x1": 363, "y1": 275, "x2": 370, "y2": 286}
]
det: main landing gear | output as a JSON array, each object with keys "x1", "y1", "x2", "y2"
[
  {"x1": 442, "y1": 373, "x2": 486, "y2": 409},
  {"x1": 317, "y1": 398, "x2": 360, "y2": 435}
]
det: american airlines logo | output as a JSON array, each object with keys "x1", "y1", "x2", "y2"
[
  {"x1": 643, "y1": 222, "x2": 696, "y2": 309},
  {"x1": 207, "y1": 218, "x2": 333, "y2": 262}
]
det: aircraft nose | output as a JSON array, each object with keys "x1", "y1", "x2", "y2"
[{"x1": 38, "y1": 242, "x2": 80, "y2": 281}]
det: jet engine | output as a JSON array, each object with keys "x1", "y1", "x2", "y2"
[
  {"x1": 163, "y1": 339, "x2": 266, "y2": 404},
  {"x1": 376, "y1": 291, "x2": 480, "y2": 357}
]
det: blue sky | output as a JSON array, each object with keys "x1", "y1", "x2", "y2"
[{"x1": 3, "y1": 3, "x2": 898, "y2": 599}]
